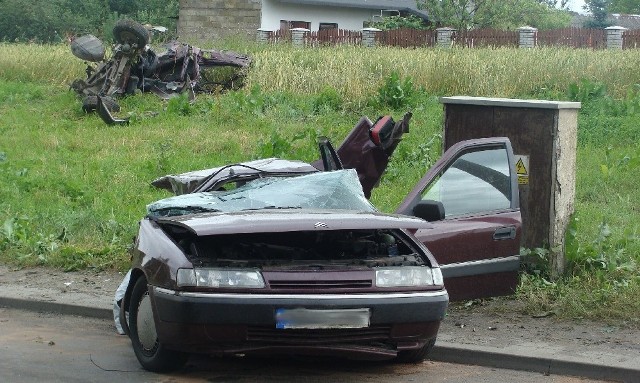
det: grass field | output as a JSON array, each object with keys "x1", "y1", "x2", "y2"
[{"x1": 0, "y1": 42, "x2": 638, "y2": 324}]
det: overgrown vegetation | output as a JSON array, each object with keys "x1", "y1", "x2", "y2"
[
  {"x1": 369, "y1": 15, "x2": 430, "y2": 31},
  {"x1": 0, "y1": 42, "x2": 638, "y2": 325},
  {"x1": 0, "y1": 0, "x2": 178, "y2": 43},
  {"x1": 418, "y1": 0, "x2": 572, "y2": 30}
]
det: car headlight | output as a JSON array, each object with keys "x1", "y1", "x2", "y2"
[
  {"x1": 375, "y1": 266, "x2": 444, "y2": 287},
  {"x1": 177, "y1": 268, "x2": 265, "y2": 288}
]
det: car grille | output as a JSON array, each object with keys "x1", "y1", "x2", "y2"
[
  {"x1": 247, "y1": 326, "x2": 391, "y2": 344},
  {"x1": 267, "y1": 279, "x2": 372, "y2": 289}
]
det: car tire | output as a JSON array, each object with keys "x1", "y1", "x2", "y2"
[
  {"x1": 113, "y1": 19, "x2": 149, "y2": 48},
  {"x1": 82, "y1": 95, "x2": 120, "y2": 113},
  {"x1": 119, "y1": 296, "x2": 130, "y2": 336},
  {"x1": 396, "y1": 338, "x2": 436, "y2": 363},
  {"x1": 128, "y1": 276, "x2": 188, "y2": 372}
]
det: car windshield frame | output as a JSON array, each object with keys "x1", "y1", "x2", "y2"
[{"x1": 147, "y1": 169, "x2": 377, "y2": 218}]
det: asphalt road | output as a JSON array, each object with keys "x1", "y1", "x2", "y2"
[{"x1": 0, "y1": 307, "x2": 611, "y2": 383}]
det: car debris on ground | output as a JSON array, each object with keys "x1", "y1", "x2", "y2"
[{"x1": 69, "y1": 19, "x2": 251, "y2": 124}]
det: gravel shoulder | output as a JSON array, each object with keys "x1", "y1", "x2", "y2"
[{"x1": 440, "y1": 298, "x2": 640, "y2": 357}]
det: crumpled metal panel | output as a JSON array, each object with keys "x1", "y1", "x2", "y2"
[
  {"x1": 151, "y1": 158, "x2": 319, "y2": 195},
  {"x1": 312, "y1": 113, "x2": 411, "y2": 198},
  {"x1": 147, "y1": 169, "x2": 375, "y2": 217}
]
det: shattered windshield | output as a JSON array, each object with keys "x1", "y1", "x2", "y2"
[{"x1": 147, "y1": 169, "x2": 376, "y2": 217}]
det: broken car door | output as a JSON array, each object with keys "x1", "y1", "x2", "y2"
[{"x1": 396, "y1": 137, "x2": 522, "y2": 301}]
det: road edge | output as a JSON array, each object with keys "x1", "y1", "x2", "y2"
[{"x1": 1, "y1": 296, "x2": 636, "y2": 382}]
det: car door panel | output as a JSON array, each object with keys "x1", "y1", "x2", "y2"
[
  {"x1": 412, "y1": 211, "x2": 521, "y2": 301},
  {"x1": 396, "y1": 137, "x2": 522, "y2": 301}
]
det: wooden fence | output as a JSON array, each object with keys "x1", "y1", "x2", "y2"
[
  {"x1": 269, "y1": 29, "x2": 291, "y2": 43},
  {"x1": 377, "y1": 28, "x2": 436, "y2": 48},
  {"x1": 623, "y1": 29, "x2": 640, "y2": 48},
  {"x1": 305, "y1": 29, "x2": 362, "y2": 46},
  {"x1": 453, "y1": 29, "x2": 518, "y2": 48},
  {"x1": 267, "y1": 27, "x2": 640, "y2": 49},
  {"x1": 538, "y1": 28, "x2": 606, "y2": 49}
]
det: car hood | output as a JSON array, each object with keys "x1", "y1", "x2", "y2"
[{"x1": 155, "y1": 209, "x2": 433, "y2": 236}]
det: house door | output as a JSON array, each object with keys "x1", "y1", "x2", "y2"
[{"x1": 396, "y1": 137, "x2": 522, "y2": 301}]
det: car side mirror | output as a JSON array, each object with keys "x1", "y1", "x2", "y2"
[{"x1": 412, "y1": 200, "x2": 445, "y2": 222}]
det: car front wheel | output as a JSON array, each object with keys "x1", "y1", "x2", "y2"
[{"x1": 129, "y1": 276, "x2": 188, "y2": 372}]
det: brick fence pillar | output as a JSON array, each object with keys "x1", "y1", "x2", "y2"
[
  {"x1": 256, "y1": 28, "x2": 271, "y2": 43},
  {"x1": 605, "y1": 26, "x2": 627, "y2": 49},
  {"x1": 517, "y1": 26, "x2": 538, "y2": 48},
  {"x1": 436, "y1": 27, "x2": 456, "y2": 48},
  {"x1": 361, "y1": 28, "x2": 381, "y2": 48},
  {"x1": 290, "y1": 28, "x2": 309, "y2": 48}
]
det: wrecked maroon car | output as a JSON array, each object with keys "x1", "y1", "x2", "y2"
[
  {"x1": 70, "y1": 19, "x2": 251, "y2": 116},
  {"x1": 117, "y1": 113, "x2": 522, "y2": 372}
]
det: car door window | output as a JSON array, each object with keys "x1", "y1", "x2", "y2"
[{"x1": 422, "y1": 148, "x2": 511, "y2": 217}]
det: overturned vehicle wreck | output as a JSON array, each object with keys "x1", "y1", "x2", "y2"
[
  {"x1": 115, "y1": 113, "x2": 524, "y2": 372},
  {"x1": 70, "y1": 19, "x2": 251, "y2": 116}
]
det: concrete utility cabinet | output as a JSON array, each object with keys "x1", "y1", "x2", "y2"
[{"x1": 440, "y1": 96, "x2": 581, "y2": 277}]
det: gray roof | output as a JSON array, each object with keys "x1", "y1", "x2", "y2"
[{"x1": 277, "y1": 0, "x2": 428, "y2": 19}]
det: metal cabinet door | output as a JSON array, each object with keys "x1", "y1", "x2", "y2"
[{"x1": 396, "y1": 137, "x2": 522, "y2": 301}]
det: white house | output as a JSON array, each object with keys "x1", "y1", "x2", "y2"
[
  {"x1": 177, "y1": 0, "x2": 427, "y2": 40},
  {"x1": 261, "y1": 0, "x2": 428, "y2": 31}
]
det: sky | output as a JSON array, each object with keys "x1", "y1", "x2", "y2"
[{"x1": 565, "y1": 0, "x2": 587, "y2": 14}]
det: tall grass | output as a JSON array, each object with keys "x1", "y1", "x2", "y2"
[
  {"x1": 248, "y1": 45, "x2": 640, "y2": 99},
  {"x1": 3, "y1": 42, "x2": 640, "y2": 98},
  {"x1": 0, "y1": 43, "x2": 86, "y2": 85}
]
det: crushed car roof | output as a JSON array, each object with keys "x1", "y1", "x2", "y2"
[{"x1": 151, "y1": 158, "x2": 318, "y2": 195}]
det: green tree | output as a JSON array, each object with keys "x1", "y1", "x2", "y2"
[
  {"x1": 108, "y1": 0, "x2": 139, "y2": 15},
  {"x1": 609, "y1": 0, "x2": 640, "y2": 13},
  {"x1": 419, "y1": 0, "x2": 480, "y2": 30},
  {"x1": 0, "y1": 0, "x2": 178, "y2": 43},
  {"x1": 419, "y1": 0, "x2": 571, "y2": 30},
  {"x1": 0, "y1": 0, "x2": 109, "y2": 42},
  {"x1": 370, "y1": 15, "x2": 430, "y2": 30},
  {"x1": 538, "y1": 0, "x2": 570, "y2": 8},
  {"x1": 502, "y1": 0, "x2": 573, "y2": 29},
  {"x1": 583, "y1": 0, "x2": 610, "y2": 28},
  {"x1": 131, "y1": 0, "x2": 179, "y2": 33}
]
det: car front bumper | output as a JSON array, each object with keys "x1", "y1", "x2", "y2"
[{"x1": 150, "y1": 287, "x2": 448, "y2": 357}]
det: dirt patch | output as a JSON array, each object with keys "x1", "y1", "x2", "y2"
[
  {"x1": 441, "y1": 298, "x2": 640, "y2": 354},
  {"x1": 0, "y1": 265, "x2": 123, "y2": 297}
]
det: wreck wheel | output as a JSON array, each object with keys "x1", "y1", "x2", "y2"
[
  {"x1": 113, "y1": 19, "x2": 149, "y2": 48},
  {"x1": 128, "y1": 276, "x2": 188, "y2": 372}
]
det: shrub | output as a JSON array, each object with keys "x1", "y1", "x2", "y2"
[{"x1": 376, "y1": 71, "x2": 416, "y2": 109}]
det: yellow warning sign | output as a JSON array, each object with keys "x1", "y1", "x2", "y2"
[
  {"x1": 514, "y1": 155, "x2": 529, "y2": 185},
  {"x1": 516, "y1": 158, "x2": 528, "y2": 175}
]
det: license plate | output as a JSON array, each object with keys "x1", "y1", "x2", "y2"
[{"x1": 275, "y1": 308, "x2": 370, "y2": 329}]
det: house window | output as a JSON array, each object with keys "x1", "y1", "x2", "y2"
[
  {"x1": 319, "y1": 23, "x2": 338, "y2": 30},
  {"x1": 280, "y1": 20, "x2": 311, "y2": 30}
]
